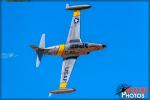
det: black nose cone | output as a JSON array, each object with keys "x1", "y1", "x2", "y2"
[{"x1": 102, "y1": 44, "x2": 106, "y2": 48}]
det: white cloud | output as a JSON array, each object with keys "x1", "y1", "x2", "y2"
[{"x1": 1, "y1": 53, "x2": 18, "y2": 59}]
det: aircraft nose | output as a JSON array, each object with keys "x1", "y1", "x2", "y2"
[{"x1": 102, "y1": 44, "x2": 106, "y2": 48}]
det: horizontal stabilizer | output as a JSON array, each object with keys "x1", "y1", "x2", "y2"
[
  {"x1": 30, "y1": 45, "x2": 44, "y2": 68},
  {"x1": 39, "y1": 33, "x2": 45, "y2": 48},
  {"x1": 30, "y1": 33, "x2": 46, "y2": 68}
]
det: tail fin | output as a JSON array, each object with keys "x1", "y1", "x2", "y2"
[
  {"x1": 36, "y1": 51, "x2": 43, "y2": 68},
  {"x1": 39, "y1": 33, "x2": 45, "y2": 48},
  {"x1": 31, "y1": 33, "x2": 46, "y2": 68},
  {"x1": 36, "y1": 33, "x2": 45, "y2": 67},
  {"x1": 66, "y1": 4, "x2": 69, "y2": 9}
]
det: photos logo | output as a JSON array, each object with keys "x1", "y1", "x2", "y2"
[
  {"x1": 116, "y1": 84, "x2": 148, "y2": 99},
  {"x1": 122, "y1": 87, "x2": 147, "y2": 99}
]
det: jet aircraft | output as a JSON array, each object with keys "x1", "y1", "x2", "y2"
[{"x1": 31, "y1": 4, "x2": 106, "y2": 95}]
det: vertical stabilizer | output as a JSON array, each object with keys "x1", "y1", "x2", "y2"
[
  {"x1": 36, "y1": 33, "x2": 45, "y2": 67},
  {"x1": 39, "y1": 33, "x2": 45, "y2": 48},
  {"x1": 66, "y1": 4, "x2": 69, "y2": 9}
]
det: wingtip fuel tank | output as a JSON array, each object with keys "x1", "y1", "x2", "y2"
[
  {"x1": 65, "y1": 4, "x2": 91, "y2": 10},
  {"x1": 50, "y1": 88, "x2": 76, "y2": 95}
]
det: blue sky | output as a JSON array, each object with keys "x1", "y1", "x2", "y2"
[{"x1": 1, "y1": 1, "x2": 148, "y2": 99}]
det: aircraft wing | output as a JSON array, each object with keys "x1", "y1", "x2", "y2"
[
  {"x1": 59, "y1": 57, "x2": 77, "y2": 89},
  {"x1": 66, "y1": 10, "x2": 81, "y2": 43}
]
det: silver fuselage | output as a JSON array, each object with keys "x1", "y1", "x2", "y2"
[{"x1": 42, "y1": 42, "x2": 106, "y2": 58}]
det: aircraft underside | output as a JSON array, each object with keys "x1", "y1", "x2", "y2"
[{"x1": 30, "y1": 4, "x2": 106, "y2": 96}]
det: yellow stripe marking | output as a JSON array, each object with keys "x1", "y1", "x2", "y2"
[
  {"x1": 73, "y1": 10, "x2": 80, "y2": 17},
  {"x1": 57, "y1": 44, "x2": 65, "y2": 56},
  {"x1": 60, "y1": 82, "x2": 67, "y2": 89}
]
